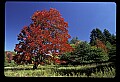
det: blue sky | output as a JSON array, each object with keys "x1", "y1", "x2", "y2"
[{"x1": 5, "y1": 2, "x2": 116, "y2": 51}]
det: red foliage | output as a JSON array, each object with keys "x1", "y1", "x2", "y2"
[
  {"x1": 24, "y1": 53, "x2": 31, "y2": 61},
  {"x1": 96, "y1": 39, "x2": 107, "y2": 53},
  {"x1": 14, "y1": 8, "x2": 73, "y2": 67},
  {"x1": 5, "y1": 51, "x2": 13, "y2": 63}
]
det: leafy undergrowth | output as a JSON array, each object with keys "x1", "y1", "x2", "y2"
[{"x1": 4, "y1": 63, "x2": 115, "y2": 77}]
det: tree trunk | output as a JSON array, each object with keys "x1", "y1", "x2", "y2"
[
  {"x1": 33, "y1": 63, "x2": 38, "y2": 70},
  {"x1": 33, "y1": 56, "x2": 38, "y2": 70}
]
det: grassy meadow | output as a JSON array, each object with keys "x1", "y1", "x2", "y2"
[{"x1": 4, "y1": 62, "x2": 115, "y2": 77}]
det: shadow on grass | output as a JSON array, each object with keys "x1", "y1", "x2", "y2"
[{"x1": 56, "y1": 62, "x2": 115, "y2": 76}]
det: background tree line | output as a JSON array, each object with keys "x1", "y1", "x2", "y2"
[{"x1": 60, "y1": 28, "x2": 116, "y2": 65}]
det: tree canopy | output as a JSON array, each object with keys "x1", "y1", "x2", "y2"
[{"x1": 14, "y1": 8, "x2": 74, "y2": 69}]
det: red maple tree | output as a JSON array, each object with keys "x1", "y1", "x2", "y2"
[{"x1": 14, "y1": 8, "x2": 73, "y2": 69}]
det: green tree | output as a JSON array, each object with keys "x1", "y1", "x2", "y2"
[
  {"x1": 90, "y1": 28, "x2": 105, "y2": 46},
  {"x1": 68, "y1": 41, "x2": 91, "y2": 63},
  {"x1": 105, "y1": 41, "x2": 112, "y2": 52},
  {"x1": 60, "y1": 52, "x2": 71, "y2": 62},
  {"x1": 108, "y1": 45, "x2": 116, "y2": 62},
  {"x1": 70, "y1": 37, "x2": 79, "y2": 44},
  {"x1": 103, "y1": 29, "x2": 112, "y2": 43},
  {"x1": 90, "y1": 46, "x2": 109, "y2": 62},
  {"x1": 90, "y1": 29, "x2": 96, "y2": 46},
  {"x1": 60, "y1": 41, "x2": 110, "y2": 65},
  {"x1": 111, "y1": 34, "x2": 116, "y2": 45},
  {"x1": 70, "y1": 44, "x2": 76, "y2": 49},
  {"x1": 96, "y1": 28, "x2": 106, "y2": 43}
]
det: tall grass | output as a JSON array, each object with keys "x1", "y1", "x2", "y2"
[
  {"x1": 90, "y1": 67, "x2": 115, "y2": 78},
  {"x1": 4, "y1": 64, "x2": 115, "y2": 77}
]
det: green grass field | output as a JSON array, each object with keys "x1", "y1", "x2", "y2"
[{"x1": 4, "y1": 62, "x2": 115, "y2": 77}]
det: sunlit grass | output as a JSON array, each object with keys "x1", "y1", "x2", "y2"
[{"x1": 4, "y1": 63, "x2": 115, "y2": 77}]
